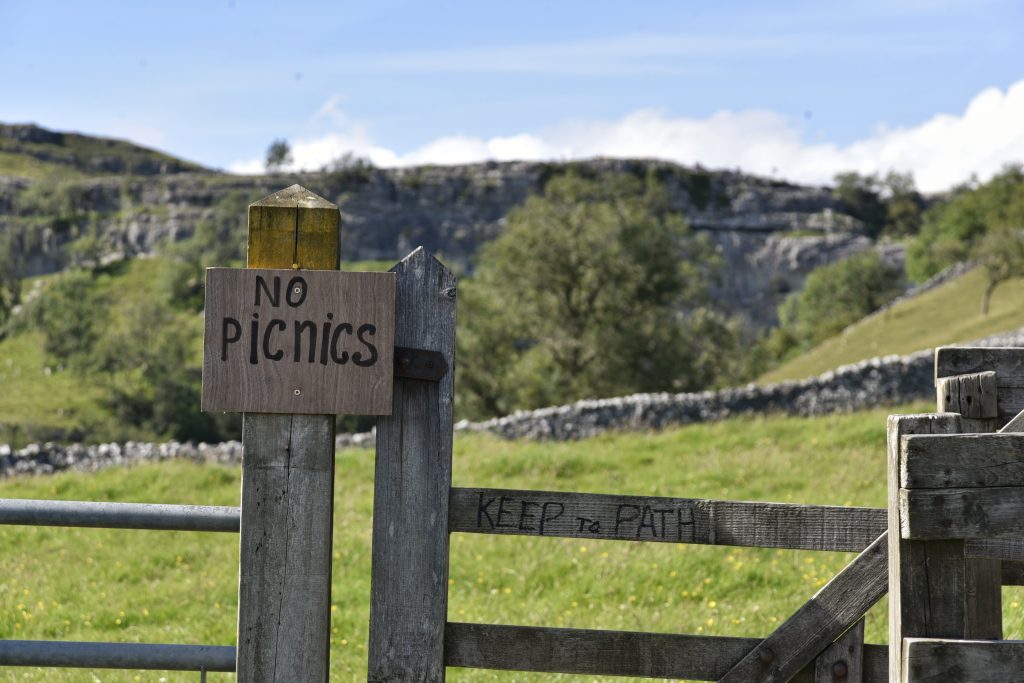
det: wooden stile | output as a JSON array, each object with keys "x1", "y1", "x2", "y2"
[
  {"x1": 235, "y1": 185, "x2": 339, "y2": 682},
  {"x1": 367, "y1": 248, "x2": 456, "y2": 682}
]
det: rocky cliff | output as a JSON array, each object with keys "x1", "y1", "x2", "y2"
[{"x1": 1, "y1": 124, "x2": 897, "y2": 328}]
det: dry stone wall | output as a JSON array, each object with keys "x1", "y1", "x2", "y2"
[{"x1": 5, "y1": 329, "x2": 1022, "y2": 477}]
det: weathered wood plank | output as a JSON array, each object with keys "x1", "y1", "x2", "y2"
[
  {"x1": 901, "y1": 486, "x2": 1024, "y2": 539},
  {"x1": 449, "y1": 487, "x2": 885, "y2": 552},
  {"x1": 929, "y1": 384, "x2": 1007, "y2": 641},
  {"x1": 814, "y1": 619, "x2": 864, "y2": 683},
  {"x1": 719, "y1": 532, "x2": 887, "y2": 683},
  {"x1": 236, "y1": 414, "x2": 335, "y2": 682},
  {"x1": 1000, "y1": 407, "x2": 1024, "y2": 433},
  {"x1": 965, "y1": 554, "x2": 1003, "y2": 640},
  {"x1": 443, "y1": 622, "x2": 889, "y2": 682},
  {"x1": 900, "y1": 434, "x2": 1024, "y2": 489},
  {"x1": 936, "y1": 346, "x2": 1024, "y2": 425},
  {"x1": 966, "y1": 538, "x2": 1024, "y2": 561},
  {"x1": 1000, "y1": 560, "x2": 1024, "y2": 585},
  {"x1": 202, "y1": 268, "x2": 395, "y2": 415},
  {"x1": 887, "y1": 413, "x2": 965, "y2": 682},
  {"x1": 247, "y1": 184, "x2": 339, "y2": 270},
  {"x1": 936, "y1": 371, "x2": 998, "y2": 419},
  {"x1": 368, "y1": 249, "x2": 456, "y2": 682},
  {"x1": 236, "y1": 186, "x2": 338, "y2": 683},
  {"x1": 902, "y1": 638, "x2": 1024, "y2": 682}
]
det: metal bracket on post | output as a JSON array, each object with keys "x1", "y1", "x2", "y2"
[{"x1": 394, "y1": 346, "x2": 449, "y2": 382}]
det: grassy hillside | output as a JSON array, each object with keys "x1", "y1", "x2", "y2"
[
  {"x1": 0, "y1": 124, "x2": 208, "y2": 180},
  {"x1": 0, "y1": 259, "x2": 200, "y2": 445},
  {"x1": 760, "y1": 267, "x2": 1024, "y2": 384}
]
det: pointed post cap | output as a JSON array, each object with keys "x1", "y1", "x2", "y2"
[{"x1": 247, "y1": 185, "x2": 339, "y2": 270}]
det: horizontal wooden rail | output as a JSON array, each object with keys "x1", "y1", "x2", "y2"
[
  {"x1": 450, "y1": 487, "x2": 886, "y2": 551},
  {"x1": 0, "y1": 640, "x2": 235, "y2": 671},
  {"x1": 444, "y1": 622, "x2": 887, "y2": 681},
  {"x1": 901, "y1": 486, "x2": 1024, "y2": 539},
  {"x1": 902, "y1": 638, "x2": 1024, "y2": 681},
  {"x1": 900, "y1": 434, "x2": 1024, "y2": 489},
  {"x1": 0, "y1": 499, "x2": 240, "y2": 532}
]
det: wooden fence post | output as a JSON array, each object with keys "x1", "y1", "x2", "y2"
[
  {"x1": 935, "y1": 364, "x2": 1003, "y2": 642},
  {"x1": 887, "y1": 412, "x2": 963, "y2": 682},
  {"x1": 236, "y1": 185, "x2": 339, "y2": 682},
  {"x1": 368, "y1": 248, "x2": 457, "y2": 682}
]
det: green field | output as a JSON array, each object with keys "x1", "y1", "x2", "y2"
[
  {"x1": 2, "y1": 403, "x2": 1023, "y2": 682},
  {"x1": 761, "y1": 267, "x2": 1024, "y2": 384}
]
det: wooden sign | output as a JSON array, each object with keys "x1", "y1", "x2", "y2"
[{"x1": 202, "y1": 267, "x2": 395, "y2": 415}]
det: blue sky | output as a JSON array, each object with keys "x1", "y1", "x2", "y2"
[{"x1": 2, "y1": 1, "x2": 1023, "y2": 190}]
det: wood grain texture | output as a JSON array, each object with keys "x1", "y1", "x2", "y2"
[
  {"x1": 902, "y1": 638, "x2": 1024, "y2": 682},
  {"x1": 1000, "y1": 407, "x2": 1024, "y2": 433},
  {"x1": 236, "y1": 414, "x2": 335, "y2": 682},
  {"x1": 719, "y1": 532, "x2": 888, "y2": 683},
  {"x1": 935, "y1": 347, "x2": 1024, "y2": 426},
  {"x1": 236, "y1": 186, "x2": 339, "y2": 683},
  {"x1": 901, "y1": 486, "x2": 1024, "y2": 539},
  {"x1": 887, "y1": 413, "x2": 965, "y2": 682},
  {"x1": 368, "y1": 248, "x2": 456, "y2": 683},
  {"x1": 966, "y1": 538, "x2": 1024, "y2": 561},
  {"x1": 248, "y1": 185, "x2": 338, "y2": 271},
  {"x1": 926, "y1": 394, "x2": 1007, "y2": 641},
  {"x1": 443, "y1": 622, "x2": 888, "y2": 682},
  {"x1": 965, "y1": 555, "x2": 1002, "y2": 640},
  {"x1": 900, "y1": 434, "x2": 1024, "y2": 489},
  {"x1": 449, "y1": 487, "x2": 885, "y2": 552},
  {"x1": 813, "y1": 619, "x2": 864, "y2": 683},
  {"x1": 936, "y1": 371, "x2": 998, "y2": 419},
  {"x1": 202, "y1": 268, "x2": 395, "y2": 415},
  {"x1": 999, "y1": 561, "x2": 1024, "y2": 585}
]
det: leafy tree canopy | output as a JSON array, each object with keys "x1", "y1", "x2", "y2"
[
  {"x1": 265, "y1": 138, "x2": 293, "y2": 172},
  {"x1": 766, "y1": 250, "x2": 904, "y2": 361},
  {"x1": 907, "y1": 164, "x2": 1024, "y2": 282},
  {"x1": 457, "y1": 172, "x2": 743, "y2": 419}
]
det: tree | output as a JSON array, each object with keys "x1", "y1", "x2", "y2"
[
  {"x1": 977, "y1": 227, "x2": 1024, "y2": 315},
  {"x1": 880, "y1": 171, "x2": 923, "y2": 237},
  {"x1": 769, "y1": 250, "x2": 904, "y2": 358},
  {"x1": 833, "y1": 172, "x2": 886, "y2": 237},
  {"x1": 265, "y1": 138, "x2": 293, "y2": 172},
  {"x1": 457, "y1": 172, "x2": 736, "y2": 418},
  {"x1": 907, "y1": 164, "x2": 1024, "y2": 281}
]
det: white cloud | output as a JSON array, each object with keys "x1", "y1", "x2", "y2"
[{"x1": 230, "y1": 79, "x2": 1024, "y2": 193}]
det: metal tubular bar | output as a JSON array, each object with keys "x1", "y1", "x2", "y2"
[
  {"x1": 0, "y1": 499, "x2": 240, "y2": 532},
  {"x1": 0, "y1": 641, "x2": 236, "y2": 671}
]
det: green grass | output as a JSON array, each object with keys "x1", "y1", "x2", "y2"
[
  {"x1": 761, "y1": 267, "x2": 1024, "y2": 384},
  {"x1": 0, "y1": 152, "x2": 88, "y2": 182},
  {"x1": 8, "y1": 402, "x2": 1024, "y2": 682},
  {"x1": 0, "y1": 129, "x2": 207, "y2": 180}
]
